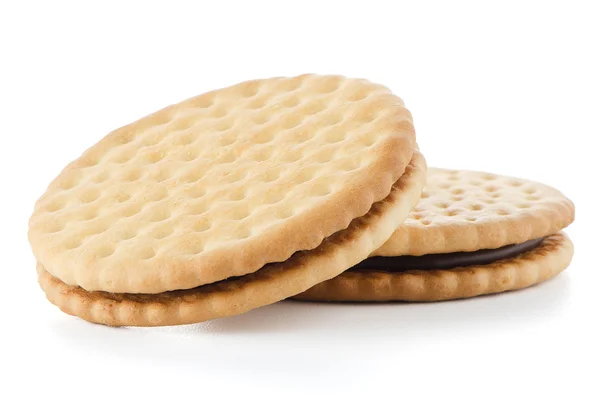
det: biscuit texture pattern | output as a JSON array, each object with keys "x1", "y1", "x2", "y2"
[
  {"x1": 294, "y1": 233, "x2": 573, "y2": 302},
  {"x1": 29, "y1": 74, "x2": 415, "y2": 293},
  {"x1": 36, "y1": 151, "x2": 427, "y2": 326},
  {"x1": 374, "y1": 168, "x2": 574, "y2": 256}
]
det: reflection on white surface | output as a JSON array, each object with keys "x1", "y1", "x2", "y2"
[{"x1": 49, "y1": 273, "x2": 571, "y2": 384}]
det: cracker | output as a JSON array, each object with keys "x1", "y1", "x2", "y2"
[
  {"x1": 28, "y1": 74, "x2": 416, "y2": 293},
  {"x1": 294, "y1": 233, "x2": 573, "y2": 302},
  {"x1": 36, "y1": 151, "x2": 427, "y2": 326},
  {"x1": 373, "y1": 168, "x2": 574, "y2": 256}
]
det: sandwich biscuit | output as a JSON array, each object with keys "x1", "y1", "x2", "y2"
[
  {"x1": 295, "y1": 168, "x2": 574, "y2": 302},
  {"x1": 30, "y1": 74, "x2": 424, "y2": 325}
]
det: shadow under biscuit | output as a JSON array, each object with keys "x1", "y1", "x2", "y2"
[{"x1": 46, "y1": 273, "x2": 570, "y2": 381}]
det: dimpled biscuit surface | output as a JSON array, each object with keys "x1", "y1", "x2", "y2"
[
  {"x1": 374, "y1": 168, "x2": 574, "y2": 256},
  {"x1": 29, "y1": 74, "x2": 416, "y2": 293}
]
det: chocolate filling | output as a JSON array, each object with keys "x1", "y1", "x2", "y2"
[{"x1": 351, "y1": 237, "x2": 546, "y2": 272}]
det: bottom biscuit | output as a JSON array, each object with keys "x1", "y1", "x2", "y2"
[{"x1": 293, "y1": 233, "x2": 573, "y2": 302}]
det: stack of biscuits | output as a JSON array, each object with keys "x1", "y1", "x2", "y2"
[{"x1": 29, "y1": 75, "x2": 574, "y2": 326}]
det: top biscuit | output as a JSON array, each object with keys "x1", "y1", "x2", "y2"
[
  {"x1": 374, "y1": 168, "x2": 574, "y2": 256},
  {"x1": 28, "y1": 74, "x2": 416, "y2": 293}
]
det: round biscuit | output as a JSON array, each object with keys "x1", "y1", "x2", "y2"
[
  {"x1": 373, "y1": 168, "x2": 574, "y2": 256},
  {"x1": 28, "y1": 74, "x2": 416, "y2": 293}
]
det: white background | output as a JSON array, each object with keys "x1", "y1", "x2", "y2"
[{"x1": 1, "y1": 1, "x2": 598, "y2": 396}]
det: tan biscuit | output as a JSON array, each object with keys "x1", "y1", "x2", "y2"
[
  {"x1": 294, "y1": 233, "x2": 573, "y2": 302},
  {"x1": 374, "y1": 168, "x2": 574, "y2": 256},
  {"x1": 292, "y1": 168, "x2": 574, "y2": 302},
  {"x1": 29, "y1": 74, "x2": 416, "y2": 293},
  {"x1": 37, "y1": 151, "x2": 427, "y2": 326}
]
